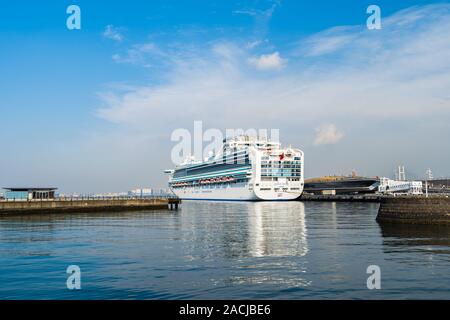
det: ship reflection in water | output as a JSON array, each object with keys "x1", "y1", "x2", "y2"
[
  {"x1": 247, "y1": 202, "x2": 308, "y2": 258},
  {"x1": 232, "y1": 202, "x2": 309, "y2": 289},
  {"x1": 0, "y1": 201, "x2": 449, "y2": 299},
  {"x1": 176, "y1": 201, "x2": 310, "y2": 290}
]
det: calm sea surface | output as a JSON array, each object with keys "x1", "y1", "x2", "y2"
[{"x1": 0, "y1": 201, "x2": 449, "y2": 299}]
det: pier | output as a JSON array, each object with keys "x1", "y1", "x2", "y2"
[{"x1": 0, "y1": 196, "x2": 181, "y2": 215}]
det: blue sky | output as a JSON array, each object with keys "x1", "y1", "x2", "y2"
[{"x1": 1, "y1": 0, "x2": 449, "y2": 193}]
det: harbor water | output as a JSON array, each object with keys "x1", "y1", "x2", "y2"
[{"x1": 0, "y1": 201, "x2": 449, "y2": 299}]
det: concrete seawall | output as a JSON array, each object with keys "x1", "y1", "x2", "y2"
[
  {"x1": 377, "y1": 196, "x2": 450, "y2": 225},
  {"x1": 0, "y1": 198, "x2": 180, "y2": 215}
]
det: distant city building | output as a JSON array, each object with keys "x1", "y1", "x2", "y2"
[
  {"x1": 96, "y1": 192, "x2": 128, "y2": 198},
  {"x1": 421, "y1": 178, "x2": 450, "y2": 194},
  {"x1": 128, "y1": 188, "x2": 153, "y2": 197},
  {"x1": 2, "y1": 187, "x2": 58, "y2": 200},
  {"x1": 158, "y1": 188, "x2": 174, "y2": 196},
  {"x1": 378, "y1": 178, "x2": 423, "y2": 195},
  {"x1": 425, "y1": 168, "x2": 434, "y2": 180}
]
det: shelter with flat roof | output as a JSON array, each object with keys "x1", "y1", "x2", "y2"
[{"x1": 3, "y1": 188, "x2": 57, "y2": 200}]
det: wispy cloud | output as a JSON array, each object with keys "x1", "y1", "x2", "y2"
[
  {"x1": 233, "y1": 0, "x2": 281, "y2": 40},
  {"x1": 103, "y1": 25, "x2": 124, "y2": 42},
  {"x1": 233, "y1": 0, "x2": 281, "y2": 18},
  {"x1": 300, "y1": 26, "x2": 358, "y2": 57},
  {"x1": 246, "y1": 39, "x2": 268, "y2": 49},
  {"x1": 112, "y1": 43, "x2": 165, "y2": 66}
]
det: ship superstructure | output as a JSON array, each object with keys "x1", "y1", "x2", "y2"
[{"x1": 166, "y1": 136, "x2": 304, "y2": 201}]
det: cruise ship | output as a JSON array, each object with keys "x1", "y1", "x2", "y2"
[{"x1": 165, "y1": 136, "x2": 304, "y2": 201}]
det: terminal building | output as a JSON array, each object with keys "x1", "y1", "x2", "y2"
[
  {"x1": 2, "y1": 187, "x2": 57, "y2": 200},
  {"x1": 304, "y1": 176, "x2": 423, "y2": 195},
  {"x1": 304, "y1": 176, "x2": 380, "y2": 195},
  {"x1": 378, "y1": 178, "x2": 423, "y2": 195}
]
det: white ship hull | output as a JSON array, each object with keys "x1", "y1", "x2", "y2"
[{"x1": 171, "y1": 183, "x2": 303, "y2": 201}]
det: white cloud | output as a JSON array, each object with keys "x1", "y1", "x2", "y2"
[
  {"x1": 99, "y1": 4, "x2": 450, "y2": 128},
  {"x1": 249, "y1": 52, "x2": 285, "y2": 70},
  {"x1": 103, "y1": 25, "x2": 124, "y2": 42},
  {"x1": 313, "y1": 124, "x2": 344, "y2": 145}
]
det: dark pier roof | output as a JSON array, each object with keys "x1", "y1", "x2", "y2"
[{"x1": 3, "y1": 187, "x2": 58, "y2": 191}]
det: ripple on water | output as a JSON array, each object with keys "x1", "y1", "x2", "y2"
[{"x1": 0, "y1": 201, "x2": 449, "y2": 299}]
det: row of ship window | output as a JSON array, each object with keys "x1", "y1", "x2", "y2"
[
  {"x1": 261, "y1": 173, "x2": 300, "y2": 177},
  {"x1": 261, "y1": 168, "x2": 302, "y2": 170},
  {"x1": 171, "y1": 178, "x2": 248, "y2": 188},
  {"x1": 260, "y1": 177, "x2": 302, "y2": 181},
  {"x1": 261, "y1": 165, "x2": 301, "y2": 168},
  {"x1": 259, "y1": 187, "x2": 301, "y2": 191},
  {"x1": 261, "y1": 160, "x2": 301, "y2": 163},
  {"x1": 261, "y1": 168, "x2": 300, "y2": 171},
  {"x1": 261, "y1": 157, "x2": 301, "y2": 161}
]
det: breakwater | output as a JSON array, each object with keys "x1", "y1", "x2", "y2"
[
  {"x1": 0, "y1": 197, "x2": 180, "y2": 215},
  {"x1": 377, "y1": 196, "x2": 450, "y2": 225}
]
